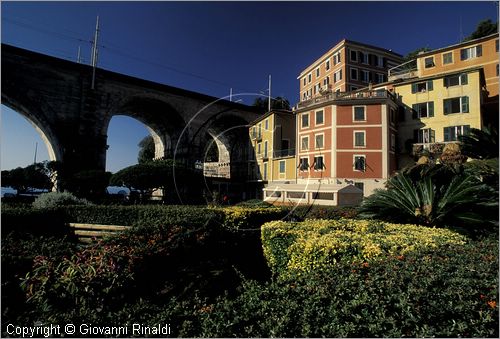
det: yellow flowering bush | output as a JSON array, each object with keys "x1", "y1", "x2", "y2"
[{"x1": 261, "y1": 218, "x2": 467, "y2": 277}]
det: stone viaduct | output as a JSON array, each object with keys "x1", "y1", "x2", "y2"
[{"x1": 1, "y1": 43, "x2": 262, "y2": 180}]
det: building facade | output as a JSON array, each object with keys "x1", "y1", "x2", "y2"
[
  {"x1": 389, "y1": 33, "x2": 499, "y2": 158},
  {"x1": 298, "y1": 39, "x2": 404, "y2": 101},
  {"x1": 248, "y1": 110, "x2": 296, "y2": 198}
]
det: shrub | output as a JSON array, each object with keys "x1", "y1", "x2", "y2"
[
  {"x1": 32, "y1": 191, "x2": 90, "y2": 209},
  {"x1": 215, "y1": 206, "x2": 288, "y2": 232},
  {"x1": 1, "y1": 207, "x2": 68, "y2": 236},
  {"x1": 261, "y1": 218, "x2": 467, "y2": 277},
  {"x1": 195, "y1": 236, "x2": 498, "y2": 338},
  {"x1": 286, "y1": 205, "x2": 358, "y2": 220}
]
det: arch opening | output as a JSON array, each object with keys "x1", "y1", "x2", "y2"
[{"x1": 1, "y1": 104, "x2": 60, "y2": 168}]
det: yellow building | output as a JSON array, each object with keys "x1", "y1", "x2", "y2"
[
  {"x1": 389, "y1": 33, "x2": 498, "y2": 159},
  {"x1": 248, "y1": 110, "x2": 296, "y2": 197}
]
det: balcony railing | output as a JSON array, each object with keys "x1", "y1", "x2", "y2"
[
  {"x1": 273, "y1": 148, "x2": 296, "y2": 158},
  {"x1": 388, "y1": 59, "x2": 418, "y2": 81},
  {"x1": 203, "y1": 162, "x2": 231, "y2": 178},
  {"x1": 296, "y1": 89, "x2": 396, "y2": 110}
]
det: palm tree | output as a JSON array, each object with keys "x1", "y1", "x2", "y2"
[
  {"x1": 358, "y1": 164, "x2": 497, "y2": 233},
  {"x1": 458, "y1": 127, "x2": 498, "y2": 160}
]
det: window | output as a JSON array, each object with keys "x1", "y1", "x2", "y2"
[
  {"x1": 354, "y1": 131, "x2": 365, "y2": 147},
  {"x1": 257, "y1": 143, "x2": 261, "y2": 155},
  {"x1": 333, "y1": 51, "x2": 341, "y2": 65},
  {"x1": 308, "y1": 73, "x2": 312, "y2": 83},
  {"x1": 411, "y1": 102, "x2": 434, "y2": 118},
  {"x1": 301, "y1": 113, "x2": 309, "y2": 128},
  {"x1": 424, "y1": 57, "x2": 435, "y2": 68},
  {"x1": 312, "y1": 192, "x2": 334, "y2": 200},
  {"x1": 443, "y1": 73, "x2": 468, "y2": 87},
  {"x1": 460, "y1": 45, "x2": 482, "y2": 60},
  {"x1": 300, "y1": 136, "x2": 309, "y2": 151},
  {"x1": 354, "y1": 156, "x2": 366, "y2": 171},
  {"x1": 323, "y1": 76, "x2": 330, "y2": 86},
  {"x1": 303, "y1": 77, "x2": 306, "y2": 86},
  {"x1": 334, "y1": 69, "x2": 342, "y2": 82},
  {"x1": 315, "y1": 110, "x2": 324, "y2": 125},
  {"x1": 350, "y1": 86, "x2": 359, "y2": 91},
  {"x1": 263, "y1": 164, "x2": 267, "y2": 180},
  {"x1": 444, "y1": 125, "x2": 470, "y2": 141},
  {"x1": 350, "y1": 50, "x2": 357, "y2": 62},
  {"x1": 361, "y1": 70, "x2": 369, "y2": 82},
  {"x1": 377, "y1": 56, "x2": 384, "y2": 68},
  {"x1": 313, "y1": 156, "x2": 325, "y2": 170},
  {"x1": 279, "y1": 160, "x2": 286, "y2": 174},
  {"x1": 258, "y1": 124, "x2": 262, "y2": 138},
  {"x1": 361, "y1": 52, "x2": 369, "y2": 64},
  {"x1": 377, "y1": 74, "x2": 385, "y2": 83},
  {"x1": 325, "y1": 59, "x2": 330, "y2": 71},
  {"x1": 315, "y1": 134, "x2": 324, "y2": 149},
  {"x1": 264, "y1": 119, "x2": 269, "y2": 130},
  {"x1": 316, "y1": 67, "x2": 320, "y2": 78},
  {"x1": 299, "y1": 157, "x2": 309, "y2": 171},
  {"x1": 353, "y1": 106, "x2": 366, "y2": 121},
  {"x1": 390, "y1": 134, "x2": 396, "y2": 151},
  {"x1": 497, "y1": 64, "x2": 499, "y2": 77},
  {"x1": 414, "y1": 128, "x2": 435, "y2": 143},
  {"x1": 411, "y1": 80, "x2": 433, "y2": 93},
  {"x1": 288, "y1": 191, "x2": 305, "y2": 199},
  {"x1": 443, "y1": 97, "x2": 469, "y2": 114},
  {"x1": 350, "y1": 67, "x2": 358, "y2": 80},
  {"x1": 264, "y1": 141, "x2": 268, "y2": 158},
  {"x1": 443, "y1": 52, "x2": 453, "y2": 64},
  {"x1": 496, "y1": 39, "x2": 499, "y2": 52},
  {"x1": 372, "y1": 55, "x2": 379, "y2": 67}
]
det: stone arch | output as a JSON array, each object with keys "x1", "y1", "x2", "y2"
[
  {"x1": 1, "y1": 96, "x2": 62, "y2": 164},
  {"x1": 105, "y1": 95, "x2": 186, "y2": 162}
]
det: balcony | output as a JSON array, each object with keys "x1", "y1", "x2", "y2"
[
  {"x1": 203, "y1": 162, "x2": 231, "y2": 179},
  {"x1": 273, "y1": 148, "x2": 296, "y2": 158},
  {"x1": 295, "y1": 89, "x2": 396, "y2": 110},
  {"x1": 388, "y1": 59, "x2": 418, "y2": 81}
]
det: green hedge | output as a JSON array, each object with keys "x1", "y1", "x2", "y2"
[
  {"x1": 193, "y1": 236, "x2": 498, "y2": 338},
  {"x1": 1, "y1": 207, "x2": 68, "y2": 237},
  {"x1": 261, "y1": 218, "x2": 468, "y2": 277}
]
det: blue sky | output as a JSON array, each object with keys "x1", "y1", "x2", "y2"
[{"x1": 1, "y1": 1, "x2": 498, "y2": 173}]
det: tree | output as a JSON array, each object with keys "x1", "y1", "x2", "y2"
[
  {"x1": 1, "y1": 162, "x2": 53, "y2": 193},
  {"x1": 253, "y1": 96, "x2": 291, "y2": 111},
  {"x1": 465, "y1": 19, "x2": 498, "y2": 41},
  {"x1": 403, "y1": 47, "x2": 431, "y2": 62},
  {"x1": 138, "y1": 135, "x2": 155, "y2": 164}
]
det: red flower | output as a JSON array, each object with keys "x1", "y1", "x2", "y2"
[{"x1": 488, "y1": 300, "x2": 497, "y2": 309}]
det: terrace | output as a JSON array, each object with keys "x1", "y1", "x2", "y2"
[{"x1": 295, "y1": 88, "x2": 398, "y2": 110}]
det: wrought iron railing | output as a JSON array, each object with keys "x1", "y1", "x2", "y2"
[{"x1": 296, "y1": 89, "x2": 395, "y2": 109}]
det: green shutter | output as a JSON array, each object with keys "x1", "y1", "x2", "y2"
[
  {"x1": 476, "y1": 45, "x2": 482, "y2": 57},
  {"x1": 461, "y1": 96, "x2": 469, "y2": 113},
  {"x1": 430, "y1": 129, "x2": 435, "y2": 143},
  {"x1": 443, "y1": 99, "x2": 450, "y2": 115},
  {"x1": 443, "y1": 77, "x2": 448, "y2": 87},
  {"x1": 427, "y1": 80, "x2": 433, "y2": 91},
  {"x1": 444, "y1": 127, "x2": 450, "y2": 142},
  {"x1": 463, "y1": 125, "x2": 470, "y2": 135},
  {"x1": 412, "y1": 104, "x2": 418, "y2": 119},
  {"x1": 460, "y1": 73, "x2": 468, "y2": 85},
  {"x1": 428, "y1": 102, "x2": 434, "y2": 117},
  {"x1": 411, "y1": 83, "x2": 417, "y2": 93}
]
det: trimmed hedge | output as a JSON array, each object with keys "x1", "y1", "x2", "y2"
[
  {"x1": 193, "y1": 236, "x2": 499, "y2": 338},
  {"x1": 1, "y1": 207, "x2": 68, "y2": 237},
  {"x1": 261, "y1": 218, "x2": 468, "y2": 277}
]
